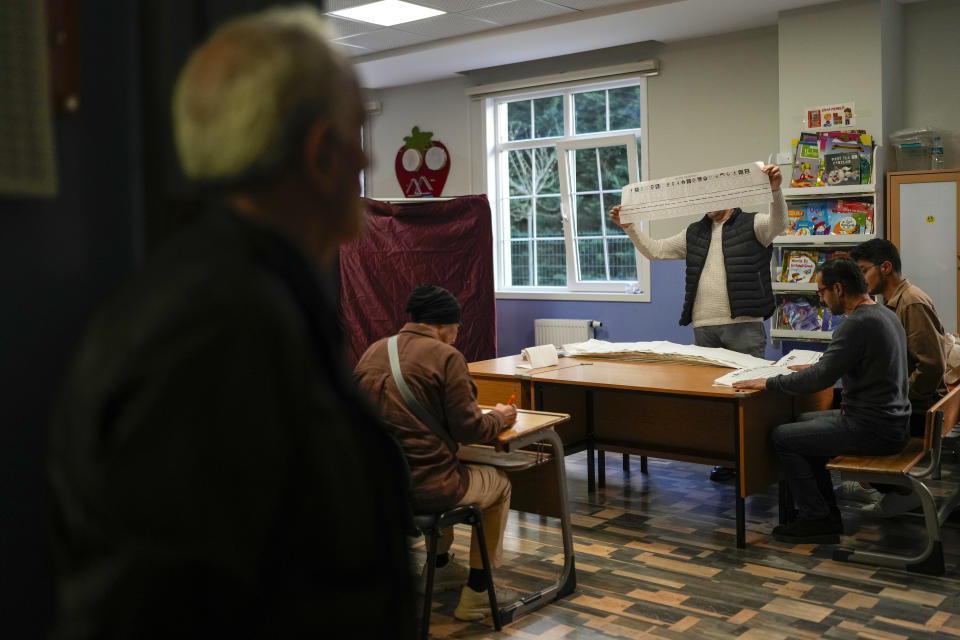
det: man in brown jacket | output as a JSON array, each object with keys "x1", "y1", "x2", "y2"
[
  {"x1": 840, "y1": 239, "x2": 948, "y2": 515},
  {"x1": 354, "y1": 285, "x2": 518, "y2": 621}
]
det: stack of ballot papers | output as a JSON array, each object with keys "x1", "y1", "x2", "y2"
[
  {"x1": 713, "y1": 366, "x2": 795, "y2": 387},
  {"x1": 774, "y1": 349, "x2": 823, "y2": 367},
  {"x1": 563, "y1": 339, "x2": 773, "y2": 369},
  {"x1": 712, "y1": 349, "x2": 823, "y2": 387}
]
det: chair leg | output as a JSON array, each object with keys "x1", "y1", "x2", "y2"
[
  {"x1": 471, "y1": 507, "x2": 502, "y2": 631},
  {"x1": 640, "y1": 455, "x2": 648, "y2": 474},
  {"x1": 420, "y1": 530, "x2": 440, "y2": 640},
  {"x1": 622, "y1": 454, "x2": 630, "y2": 474}
]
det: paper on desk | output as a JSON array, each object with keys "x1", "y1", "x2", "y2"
[
  {"x1": 775, "y1": 349, "x2": 823, "y2": 367},
  {"x1": 618, "y1": 161, "x2": 772, "y2": 223},
  {"x1": 516, "y1": 344, "x2": 559, "y2": 369},
  {"x1": 713, "y1": 365, "x2": 795, "y2": 387},
  {"x1": 564, "y1": 338, "x2": 773, "y2": 369}
]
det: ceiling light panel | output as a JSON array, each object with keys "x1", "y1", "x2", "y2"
[{"x1": 329, "y1": 0, "x2": 445, "y2": 27}]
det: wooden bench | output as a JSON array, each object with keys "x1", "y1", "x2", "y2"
[{"x1": 826, "y1": 384, "x2": 960, "y2": 575}]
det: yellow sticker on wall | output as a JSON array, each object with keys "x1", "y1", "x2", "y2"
[{"x1": 926, "y1": 215, "x2": 936, "y2": 223}]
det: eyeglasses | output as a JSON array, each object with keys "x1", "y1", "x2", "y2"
[
  {"x1": 859, "y1": 263, "x2": 879, "y2": 276},
  {"x1": 816, "y1": 284, "x2": 831, "y2": 299}
]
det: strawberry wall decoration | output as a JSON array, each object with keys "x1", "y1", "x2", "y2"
[{"x1": 395, "y1": 126, "x2": 450, "y2": 197}]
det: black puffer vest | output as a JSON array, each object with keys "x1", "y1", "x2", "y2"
[{"x1": 680, "y1": 209, "x2": 774, "y2": 326}]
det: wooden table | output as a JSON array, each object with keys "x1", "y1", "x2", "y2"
[
  {"x1": 468, "y1": 355, "x2": 832, "y2": 548},
  {"x1": 459, "y1": 408, "x2": 576, "y2": 623}
]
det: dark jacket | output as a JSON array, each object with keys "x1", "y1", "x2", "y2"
[
  {"x1": 681, "y1": 209, "x2": 775, "y2": 326},
  {"x1": 354, "y1": 323, "x2": 505, "y2": 513},
  {"x1": 47, "y1": 207, "x2": 414, "y2": 639}
]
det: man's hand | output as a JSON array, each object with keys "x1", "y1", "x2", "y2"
[
  {"x1": 609, "y1": 205, "x2": 633, "y2": 230},
  {"x1": 493, "y1": 403, "x2": 517, "y2": 426},
  {"x1": 732, "y1": 378, "x2": 767, "y2": 391},
  {"x1": 788, "y1": 364, "x2": 813, "y2": 371},
  {"x1": 761, "y1": 164, "x2": 782, "y2": 191}
]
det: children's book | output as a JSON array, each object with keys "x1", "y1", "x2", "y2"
[
  {"x1": 780, "y1": 299, "x2": 821, "y2": 331},
  {"x1": 791, "y1": 132, "x2": 820, "y2": 187},
  {"x1": 806, "y1": 201, "x2": 829, "y2": 235},
  {"x1": 822, "y1": 151, "x2": 860, "y2": 186},
  {"x1": 784, "y1": 205, "x2": 806, "y2": 235},
  {"x1": 779, "y1": 250, "x2": 819, "y2": 283},
  {"x1": 829, "y1": 199, "x2": 873, "y2": 234}
]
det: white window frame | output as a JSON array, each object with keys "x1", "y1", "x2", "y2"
[{"x1": 485, "y1": 77, "x2": 651, "y2": 302}]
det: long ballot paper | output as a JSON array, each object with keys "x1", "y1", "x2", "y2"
[{"x1": 619, "y1": 161, "x2": 772, "y2": 223}]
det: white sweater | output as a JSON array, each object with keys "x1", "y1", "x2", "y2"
[{"x1": 625, "y1": 190, "x2": 788, "y2": 328}]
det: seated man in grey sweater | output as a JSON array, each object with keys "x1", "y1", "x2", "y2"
[{"x1": 733, "y1": 258, "x2": 911, "y2": 543}]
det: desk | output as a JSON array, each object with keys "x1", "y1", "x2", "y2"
[
  {"x1": 469, "y1": 356, "x2": 832, "y2": 549},
  {"x1": 460, "y1": 408, "x2": 575, "y2": 623}
]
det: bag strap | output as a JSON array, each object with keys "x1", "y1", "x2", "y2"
[{"x1": 388, "y1": 335, "x2": 459, "y2": 454}]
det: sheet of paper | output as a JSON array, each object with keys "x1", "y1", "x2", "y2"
[
  {"x1": 516, "y1": 344, "x2": 559, "y2": 369},
  {"x1": 713, "y1": 365, "x2": 795, "y2": 387},
  {"x1": 618, "y1": 161, "x2": 772, "y2": 223},
  {"x1": 775, "y1": 349, "x2": 823, "y2": 367}
]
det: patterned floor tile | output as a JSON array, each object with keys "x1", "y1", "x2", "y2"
[{"x1": 417, "y1": 452, "x2": 960, "y2": 638}]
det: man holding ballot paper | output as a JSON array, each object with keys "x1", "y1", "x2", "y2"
[{"x1": 610, "y1": 162, "x2": 785, "y2": 482}]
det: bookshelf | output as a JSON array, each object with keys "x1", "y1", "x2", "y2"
[{"x1": 769, "y1": 145, "x2": 884, "y2": 343}]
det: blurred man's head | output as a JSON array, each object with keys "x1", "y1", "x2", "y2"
[
  {"x1": 172, "y1": 6, "x2": 367, "y2": 261},
  {"x1": 405, "y1": 285, "x2": 462, "y2": 345},
  {"x1": 849, "y1": 238, "x2": 902, "y2": 296}
]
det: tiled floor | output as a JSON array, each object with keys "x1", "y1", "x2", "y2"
[{"x1": 416, "y1": 451, "x2": 960, "y2": 639}]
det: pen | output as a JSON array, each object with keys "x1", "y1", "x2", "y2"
[{"x1": 507, "y1": 394, "x2": 516, "y2": 405}]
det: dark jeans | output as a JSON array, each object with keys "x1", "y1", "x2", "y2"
[
  {"x1": 693, "y1": 322, "x2": 767, "y2": 359},
  {"x1": 773, "y1": 409, "x2": 909, "y2": 520}
]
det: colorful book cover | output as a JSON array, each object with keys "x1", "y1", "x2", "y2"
[
  {"x1": 829, "y1": 210, "x2": 859, "y2": 234},
  {"x1": 784, "y1": 204, "x2": 806, "y2": 235},
  {"x1": 779, "y1": 250, "x2": 819, "y2": 283},
  {"x1": 830, "y1": 199, "x2": 874, "y2": 234},
  {"x1": 822, "y1": 151, "x2": 860, "y2": 186},
  {"x1": 806, "y1": 201, "x2": 829, "y2": 235},
  {"x1": 781, "y1": 299, "x2": 821, "y2": 331},
  {"x1": 791, "y1": 132, "x2": 820, "y2": 187}
]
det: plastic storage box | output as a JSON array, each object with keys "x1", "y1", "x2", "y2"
[{"x1": 890, "y1": 128, "x2": 935, "y2": 171}]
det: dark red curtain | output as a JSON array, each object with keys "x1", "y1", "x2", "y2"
[{"x1": 339, "y1": 195, "x2": 496, "y2": 366}]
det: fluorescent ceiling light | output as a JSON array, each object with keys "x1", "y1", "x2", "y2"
[{"x1": 329, "y1": 1, "x2": 445, "y2": 27}]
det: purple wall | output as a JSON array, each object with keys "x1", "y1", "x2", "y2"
[{"x1": 495, "y1": 260, "x2": 788, "y2": 360}]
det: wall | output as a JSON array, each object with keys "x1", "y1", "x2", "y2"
[
  {"x1": 364, "y1": 27, "x2": 781, "y2": 357},
  {"x1": 646, "y1": 26, "x2": 780, "y2": 240},
  {"x1": 366, "y1": 77, "x2": 475, "y2": 199},
  {"x1": 778, "y1": 0, "x2": 887, "y2": 153},
  {"x1": 902, "y1": 0, "x2": 960, "y2": 168},
  {"x1": 0, "y1": 2, "x2": 142, "y2": 634}
]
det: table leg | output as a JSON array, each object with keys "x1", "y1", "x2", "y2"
[
  {"x1": 622, "y1": 454, "x2": 630, "y2": 474},
  {"x1": 736, "y1": 495, "x2": 746, "y2": 549},
  {"x1": 499, "y1": 428, "x2": 576, "y2": 623},
  {"x1": 597, "y1": 450, "x2": 606, "y2": 488},
  {"x1": 640, "y1": 456, "x2": 648, "y2": 474},
  {"x1": 586, "y1": 447, "x2": 595, "y2": 492}
]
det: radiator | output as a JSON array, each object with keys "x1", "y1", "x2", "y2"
[{"x1": 534, "y1": 319, "x2": 601, "y2": 348}]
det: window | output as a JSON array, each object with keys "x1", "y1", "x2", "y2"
[{"x1": 487, "y1": 78, "x2": 649, "y2": 300}]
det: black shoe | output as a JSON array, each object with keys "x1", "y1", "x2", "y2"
[
  {"x1": 709, "y1": 466, "x2": 735, "y2": 482},
  {"x1": 772, "y1": 517, "x2": 843, "y2": 544}
]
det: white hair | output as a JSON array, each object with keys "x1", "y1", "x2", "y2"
[{"x1": 172, "y1": 5, "x2": 355, "y2": 186}]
